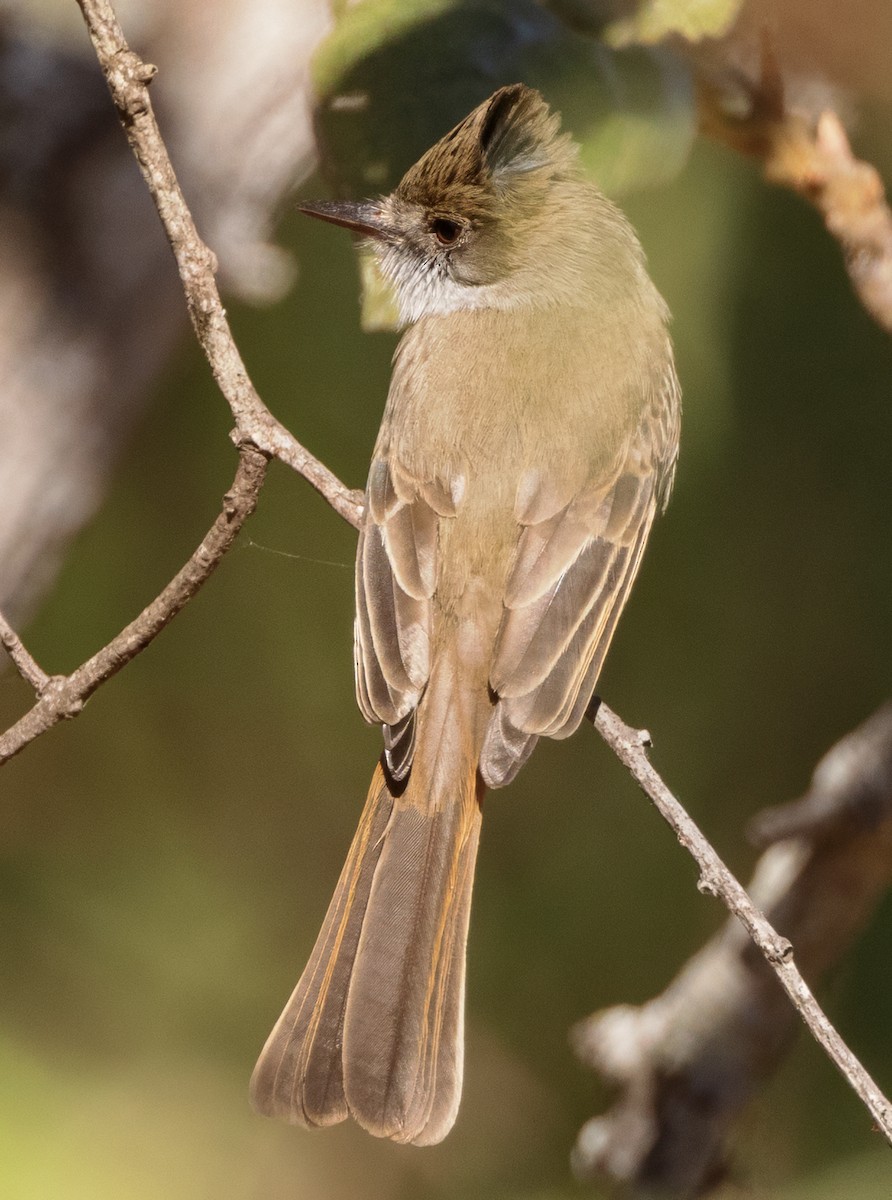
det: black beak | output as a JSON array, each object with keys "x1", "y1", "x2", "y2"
[{"x1": 298, "y1": 199, "x2": 393, "y2": 241}]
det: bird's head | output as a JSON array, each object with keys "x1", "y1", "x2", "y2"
[{"x1": 301, "y1": 84, "x2": 643, "y2": 324}]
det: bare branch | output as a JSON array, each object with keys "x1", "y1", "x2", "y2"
[
  {"x1": 0, "y1": 611, "x2": 52, "y2": 693},
  {"x1": 75, "y1": 0, "x2": 363, "y2": 530},
  {"x1": 0, "y1": 448, "x2": 266, "y2": 766},
  {"x1": 700, "y1": 39, "x2": 892, "y2": 335},
  {"x1": 0, "y1": 1, "x2": 358, "y2": 768},
  {"x1": 578, "y1": 701, "x2": 892, "y2": 1192}
]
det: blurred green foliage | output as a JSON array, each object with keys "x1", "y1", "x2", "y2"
[
  {"x1": 314, "y1": 0, "x2": 695, "y2": 200},
  {"x1": 2, "y1": 4, "x2": 892, "y2": 1199},
  {"x1": 603, "y1": 0, "x2": 744, "y2": 46}
]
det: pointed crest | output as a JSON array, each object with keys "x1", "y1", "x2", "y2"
[
  {"x1": 395, "y1": 85, "x2": 575, "y2": 214},
  {"x1": 479, "y1": 84, "x2": 565, "y2": 179}
]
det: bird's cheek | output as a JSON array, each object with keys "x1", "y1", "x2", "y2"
[{"x1": 449, "y1": 252, "x2": 497, "y2": 289}]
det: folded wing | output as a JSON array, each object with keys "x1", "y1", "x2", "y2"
[
  {"x1": 480, "y1": 395, "x2": 677, "y2": 787},
  {"x1": 356, "y1": 456, "x2": 456, "y2": 778}
]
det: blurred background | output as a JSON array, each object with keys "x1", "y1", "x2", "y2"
[{"x1": 1, "y1": 1, "x2": 891, "y2": 1197}]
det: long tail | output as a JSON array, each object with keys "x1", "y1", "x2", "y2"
[{"x1": 250, "y1": 749, "x2": 483, "y2": 1145}]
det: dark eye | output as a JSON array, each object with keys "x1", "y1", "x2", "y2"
[{"x1": 431, "y1": 217, "x2": 461, "y2": 246}]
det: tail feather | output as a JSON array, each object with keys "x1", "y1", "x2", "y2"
[
  {"x1": 403, "y1": 795, "x2": 480, "y2": 1145},
  {"x1": 343, "y1": 776, "x2": 482, "y2": 1143},
  {"x1": 249, "y1": 766, "x2": 393, "y2": 1127},
  {"x1": 250, "y1": 758, "x2": 483, "y2": 1146}
]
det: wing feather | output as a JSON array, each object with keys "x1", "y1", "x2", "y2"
[
  {"x1": 355, "y1": 534, "x2": 406, "y2": 725},
  {"x1": 361, "y1": 525, "x2": 417, "y2": 699},
  {"x1": 481, "y1": 395, "x2": 674, "y2": 786},
  {"x1": 492, "y1": 537, "x2": 619, "y2": 696},
  {"x1": 384, "y1": 500, "x2": 438, "y2": 599},
  {"x1": 356, "y1": 459, "x2": 450, "y2": 749},
  {"x1": 503, "y1": 507, "x2": 592, "y2": 609}
]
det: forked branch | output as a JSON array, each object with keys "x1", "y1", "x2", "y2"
[{"x1": 0, "y1": 448, "x2": 267, "y2": 765}]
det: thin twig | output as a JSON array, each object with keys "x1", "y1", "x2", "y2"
[
  {"x1": 575, "y1": 703, "x2": 892, "y2": 1193},
  {"x1": 0, "y1": 448, "x2": 266, "y2": 766},
  {"x1": 75, "y1": 0, "x2": 363, "y2": 530},
  {"x1": 588, "y1": 698, "x2": 892, "y2": 1145},
  {"x1": 0, "y1": 611, "x2": 52, "y2": 692},
  {"x1": 2, "y1": 0, "x2": 362, "y2": 769}
]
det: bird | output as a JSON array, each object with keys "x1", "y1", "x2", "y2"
[{"x1": 250, "y1": 82, "x2": 680, "y2": 1147}]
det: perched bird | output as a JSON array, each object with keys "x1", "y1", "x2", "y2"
[{"x1": 251, "y1": 83, "x2": 680, "y2": 1146}]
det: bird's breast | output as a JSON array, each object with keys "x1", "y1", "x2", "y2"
[{"x1": 382, "y1": 303, "x2": 652, "y2": 501}]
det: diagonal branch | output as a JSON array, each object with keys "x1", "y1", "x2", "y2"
[
  {"x1": 2, "y1": 0, "x2": 361, "y2": 769},
  {"x1": 585, "y1": 700, "x2": 892, "y2": 1185},
  {"x1": 75, "y1": 0, "x2": 363, "y2": 529},
  {"x1": 0, "y1": 448, "x2": 267, "y2": 766}
]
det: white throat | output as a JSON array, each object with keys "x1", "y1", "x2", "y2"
[{"x1": 376, "y1": 243, "x2": 519, "y2": 325}]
